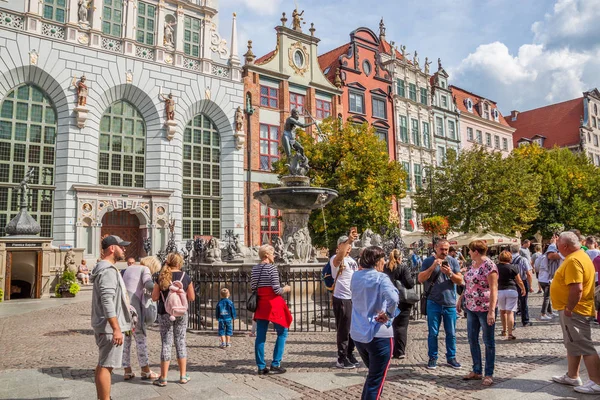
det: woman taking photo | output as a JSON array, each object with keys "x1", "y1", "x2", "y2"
[
  {"x1": 252, "y1": 244, "x2": 292, "y2": 375},
  {"x1": 351, "y1": 246, "x2": 399, "y2": 400},
  {"x1": 383, "y1": 249, "x2": 414, "y2": 359},
  {"x1": 151, "y1": 253, "x2": 195, "y2": 387},
  {"x1": 458, "y1": 240, "x2": 498, "y2": 387},
  {"x1": 122, "y1": 256, "x2": 161, "y2": 381},
  {"x1": 496, "y1": 251, "x2": 525, "y2": 339}
]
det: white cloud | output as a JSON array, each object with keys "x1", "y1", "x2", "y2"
[
  {"x1": 220, "y1": 0, "x2": 282, "y2": 16},
  {"x1": 452, "y1": 0, "x2": 598, "y2": 112}
]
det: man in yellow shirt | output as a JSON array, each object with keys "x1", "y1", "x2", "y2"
[{"x1": 550, "y1": 231, "x2": 600, "y2": 394}]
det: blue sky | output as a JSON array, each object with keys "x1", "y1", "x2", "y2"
[{"x1": 218, "y1": 0, "x2": 600, "y2": 115}]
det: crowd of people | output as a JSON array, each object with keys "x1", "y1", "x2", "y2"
[{"x1": 88, "y1": 228, "x2": 600, "y2": 400}]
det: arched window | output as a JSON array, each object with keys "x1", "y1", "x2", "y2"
[
  {"x1": 99, "y1": 100, "x2": 145, "y2": 188},
  {"x1": 182, "y1": 114, "x2": 220, "y2": 239},
  {"x1": 0, "y1": 84, "x2": 56, "y2": 236}
]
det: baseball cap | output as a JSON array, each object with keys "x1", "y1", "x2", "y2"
[
  {"x1": 101, "y1": 235, "x2": 131, "y2": 250},
  {"x1": 337, "y1": 235, "x2": 349, "y2": 246}
]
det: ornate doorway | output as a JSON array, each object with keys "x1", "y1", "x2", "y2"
[{"x1": 101, "y1": 210, "x2": 144, "y2": 260}]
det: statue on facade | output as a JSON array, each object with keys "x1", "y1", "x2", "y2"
[
  {"x1": 292, "y1": 8, "x2": 304, "y2": 31},
  {"x1": 78, "y1": 0, "x2": 90, "y2": 25},
  {"x1": 438, "y1": 57, "x2": 443, "y2": 70},
  {"x1": 401, "y1": 45, "x2": 406, "y2": 58},
  {"x1": 379, "y1": 18, "x2": 386, "y2": 38},
  {"x1": 64, "y1": 249, "x2": 77, "y2": 273},
  {"x1": 283, "y1": 109, "x2": 316, "y2": 176},
  {"x1": 164, "y1": 22, "x2": 174, "y2": 48},
  {"x1": 413, "y1": 51, "x2": 419, "y2": 68},
  {"x1": 235, "y1": 106, "x2": 244, "y2": 131},
  {"x1": 75, "y1": 76, "x2": 88, "y2": 106},
  {"x1": 159, "y1": 92, "x2": 175, "y2": 120},
  {"x1": 424, "y1": 57, "x2": 431, "y2": 74}
]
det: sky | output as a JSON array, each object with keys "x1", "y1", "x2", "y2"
[{"x1": 217, "y1": 0, "x2": 600, "y2": 116}]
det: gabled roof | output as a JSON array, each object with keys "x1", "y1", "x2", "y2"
[
  {"x1": 508, "y1": 97, "x2": 583, "y2": 148},
  {"x1": 255, "y1": 50, "x2": 276, "y2": 65},
  {"x1": 450, "y1": 85, "x2": 511, "y2": 127},
  {"x1": 318, "y1": 42, "x2": 349, "y2": 71}
]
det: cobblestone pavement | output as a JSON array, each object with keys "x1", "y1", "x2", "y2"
[{"x1": 1, "y1": 287, "x2": 599, "y2": 399}]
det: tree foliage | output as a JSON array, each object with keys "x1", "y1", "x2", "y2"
[
  {"x1": 413, "y1": 146, "x2": 541, "y2": 235},
  {"x1": 274, "y1": 119, "x2": 406, "y2": 250},
  {"x1": 512, "y1": 145, "x2": 600, "y2": 237}
]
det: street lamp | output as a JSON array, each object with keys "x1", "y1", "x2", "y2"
[{"x1": 422, "y1": 166, "x2": 435, "y2": 248}]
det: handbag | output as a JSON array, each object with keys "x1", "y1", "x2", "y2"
[
  {"x1": 138, "y1": 267, "x2": 158, "y2": 325},
  {"x1": 247, "y1": 264, "x2": 265, "y2": 312},
  {"x1": 396, "y1": 280, "x2": 419, "y2": 304},
  {"x1": 420, "y1": 267, "x2": 442, "y2": 316}
]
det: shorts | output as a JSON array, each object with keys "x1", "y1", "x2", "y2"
[
  {"x1": 95, "y1": 332, "x2": 123, "y2": 368},
  {"x1": 559, "y1": 310, "x2": 596, "y2": 356},
  {"x1": 218, "y1": 319, "x2": 233, "y2": 336},
  {"x1": 497, "y1": 289, "x2": 518, "y2": 311}
]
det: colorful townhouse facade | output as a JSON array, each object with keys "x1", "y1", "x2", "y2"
[
  {"x1": 430, "y1": 61, "x2": 461, "y2": 165},
  {"x1": 509, "y1": 89, "x2": 600, "y2": 166},
  {"x1": 451, "y1": 86, "x2": 515, "y2": 156},
  {"x1": 242, "y1": 10, "x2": 343, "y2": 246}
]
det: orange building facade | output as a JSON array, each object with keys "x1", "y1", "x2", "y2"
[
  {"x1": 318, "y1": 27, "x2": 396, "y2": 160},
  {"x1": 242, "y1": 11, "x2": 343, "y2": 246}
]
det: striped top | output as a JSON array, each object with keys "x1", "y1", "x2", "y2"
[{"x1": 251, "y1": 263, "x2": 283, "y2": 295}]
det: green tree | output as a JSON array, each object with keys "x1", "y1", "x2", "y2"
[
  {"x1": 413, "y1": 146, "x2": 541, "y2": 235},
  {"x1": 513, "y1": 145, "x2": 600, "y2": 237},
  {"x1": 274, "y1": 119, "x2": 406, "y2": 250}
]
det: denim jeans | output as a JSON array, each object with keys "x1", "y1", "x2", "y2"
[
  {"x1": 254, "y1": 320, "x2": 288, "y2": 369},
  {"x1": 466, "y1": 309, "x2": 495, "y2": 377},
  {"x1": 355, "y1": 337, "x2": 393, "y2": 400},
  {"x1": 426, "y1": 300, "x2": 457, "y2": 361}
]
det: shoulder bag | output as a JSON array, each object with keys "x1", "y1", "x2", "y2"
[
  {"x1": 395, "y1": 266, "x2": 419, "y2": 305},
  {"x1": 419, "y1": 267, "x2": 442, "y2": 316},
  {"x1": 247, "y1": 264, "x2": 265, "y2": 312},
  {"x1": 141, "y1": 267, "x2": 158, "y2": 325}
]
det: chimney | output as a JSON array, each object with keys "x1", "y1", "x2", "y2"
[{"x1": 510, "y1": 110, "x2": 519, "y2": 121}]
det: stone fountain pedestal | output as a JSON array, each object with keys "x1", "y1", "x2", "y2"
[{"x1": 253, "y1": 175, "x2": 338, "y2": 263}]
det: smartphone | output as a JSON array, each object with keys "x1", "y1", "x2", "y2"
[{"x1": 441, "y1": 260, "x2": 449, "y2": 267}]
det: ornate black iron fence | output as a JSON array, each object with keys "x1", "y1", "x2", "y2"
[{"x1": 185, "y1": 268, "x2": 425, "y2": 332}]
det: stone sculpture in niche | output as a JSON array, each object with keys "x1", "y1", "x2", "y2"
[
  {"x1": 71, "y1": 75, "x2": 89, "y2": 128},
  {"x1": 159, "y1": 91, "x2": 177, "y2": 140},
  {"x1": 164, "y1": 22, "x2": 174, "y2": 48},
  {"x1": 78, "y1": 0, "x2": 91, "y2": 27}
]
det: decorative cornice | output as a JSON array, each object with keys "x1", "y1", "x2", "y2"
[{"x1": 72, "y1": 184, "x2": 174, "y2": 197}]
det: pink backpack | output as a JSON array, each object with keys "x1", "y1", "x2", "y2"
[{"x1": 161, "y1": 272, "x2": 189, "y2": 321}]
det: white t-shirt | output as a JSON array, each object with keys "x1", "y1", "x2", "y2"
[
  {"x1": 586, "y1": 249, "x2": 600, "y2": 261},
  {"x1": 330, "y1": 255, "x2": 359, "y2": 300}
]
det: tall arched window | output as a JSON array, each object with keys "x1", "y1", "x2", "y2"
[
  {"x1": 99, "y1": 100, "x2": 145, "y2": 188},
  {"x1": 182, "y1": 114, "x2": 220, "y2": 239},
  {"x1": 0, "y1": 84, "x2": 56, "y2": 236}
]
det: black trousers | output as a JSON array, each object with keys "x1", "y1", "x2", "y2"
[
  {"x1": 540, "y1": 282, "x2": 552, "y2": 314},
  {"x1": 392, "y1": 303, "x2": 412, "y2": 357},
  {"x1": 517, "y1": 280, "x2": 530, "y2": 325},
  {"x1": 333, "y1": 296, "x2": 355, "y2": 361}
]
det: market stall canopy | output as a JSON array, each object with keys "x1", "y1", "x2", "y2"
[
  {"x1": 448, "y1": 231, "x2": 520, "y2": 247},
  {"x1": 401, "y1": 231, "x2": 462, "y2": 247}
]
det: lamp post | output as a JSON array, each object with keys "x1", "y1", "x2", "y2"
[{"x1": 422, "y1": 166, "x2": 435, "y2": 249}]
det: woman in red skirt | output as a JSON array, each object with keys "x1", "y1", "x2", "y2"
[{"x1": 252, "y1": 244, "x2": 293, "y2": 375}]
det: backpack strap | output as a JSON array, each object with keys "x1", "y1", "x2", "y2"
[{"x1": 331, "y1": 262, "x2": 344, "y2": 292}]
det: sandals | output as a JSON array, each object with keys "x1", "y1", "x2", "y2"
[
  {"x1": 141, "y1": 370, "x2": 159, "y2": 380},
  {"x1": 463, "y1": 372, "x2": 482, "y2": 380},
  {"x1": 123, "y1": 372, "x2": 135, "y2": 381},
  {"x1": 179, "y1": 374, "x2": 191, "y2": 384},
  {"x1": 500, "y1": 330, "x2": 507, "y2": 337},
  {"x1": 482, "y1": 376, "x2": 494, "y2": 386},
  {"x1": 153, "y1": 378, "x2": 168, "y2": 387},
  {"x1": 507, "y1": 335, "x2": 517, "y2": 340}
]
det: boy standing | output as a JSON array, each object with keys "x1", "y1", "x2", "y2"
[{"x1": 216, "y1": 288, "x2": 236, "y2": 348}]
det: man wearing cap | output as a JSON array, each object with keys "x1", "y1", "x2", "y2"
[
  {"x1": 331, "y1": 228, "x2": 359, "y2": 369},
  {"x1": 91, "y1": 235, "x2": 132, "y2": 400}
]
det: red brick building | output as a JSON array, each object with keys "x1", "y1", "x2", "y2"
[
  {"x1": 318, "y1": 26, "x2": 396, "y2": 160},
  {"x1": 242, "y1": 11, "x2": 343, "y2": 246}
]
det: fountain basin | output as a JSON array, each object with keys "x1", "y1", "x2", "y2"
[{"x1": 253, "y1": 187, "x2": 338, "y2": 211}]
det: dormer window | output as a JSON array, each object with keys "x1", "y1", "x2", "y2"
[
  {"x1": 441, "y1": 81, "x2": 446, "y2": 89},
  {"x1": 465, "y1": 98, "x2": 473, "y2": 113},
  {"x1": 534, "y1": 138, "x2": 544, "y2": 146},
  {"x1": 483, "y1": 103, "x2": 490, "y2": 119},
  {"x1": 493, "y1": 109, "x2": 499, "y2": 122}
]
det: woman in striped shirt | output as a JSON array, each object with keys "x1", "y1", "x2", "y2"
[{"x1": 252, "y1": 244, "x2": 292, "y2": 375}]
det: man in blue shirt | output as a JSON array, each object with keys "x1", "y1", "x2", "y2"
[{"x1": 418, "y1": 239, "x2": 463, "y2": 370}]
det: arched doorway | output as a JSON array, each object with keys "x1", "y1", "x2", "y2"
[{"x1": 101, "y1": 210, "x2": 144, "y2": 260}]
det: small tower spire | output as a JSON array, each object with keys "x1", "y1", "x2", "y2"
[{"x1": 229, "y1": 13, "x2": 240, "y2": 66}]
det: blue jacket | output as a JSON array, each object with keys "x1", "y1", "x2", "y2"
[{"x1": 216, "y1": 298, "x2": 236, "y2": 321}]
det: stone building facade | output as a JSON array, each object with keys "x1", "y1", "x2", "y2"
[
  {"x1": 430, "y1": 60, "x2": 460, "y2": 165},
  {"x1": 510, "y1": 89, "x2": 600, "y2": 166},
  {"x1": 242, "y1": 10, "x2": 342, "y2": 246},
  {"x1": 0, "y1": 0, "x2": 244, "y2": 260},
  {"x1": 451, "y1": 85, "x2": 514, "y2": 157}
]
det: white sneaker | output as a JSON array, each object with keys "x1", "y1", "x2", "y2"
[
  {"x1": 551, "y1": 312, "x2": 559, "y2": 317},
  {"x1": 539, "y1": 315, "x2": 552, "y2": 321},
  {"x1": 574, "y1": 380, "x2": 600, "y2": 394},
  {"x1": 552, "y1": 374, "x2": 583, "y2": 386}
]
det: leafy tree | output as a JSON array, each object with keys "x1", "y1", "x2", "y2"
[
  {"x1": 413, "y1": 146, "x2": 541, "y2": 235},
  {"x1": 513, "y1": 145, "x2": 600, "y2": 237},
  {"x1": 274, "y1": 119, "x2": 406, "y2": 251}
]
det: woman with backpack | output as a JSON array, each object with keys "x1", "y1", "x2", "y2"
[
  {"x1": 151, "y1": 253, "x2": 195, "y2": 387},
  {"x1": 252, "y1": 244, "x2": 292, "y2": 375},
  {"x1": 122, "y1": 256, "x2": 161, "y2": 381},
  {"x1": 382, "y1": 249, "x2": 414, "y2": 359}
]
